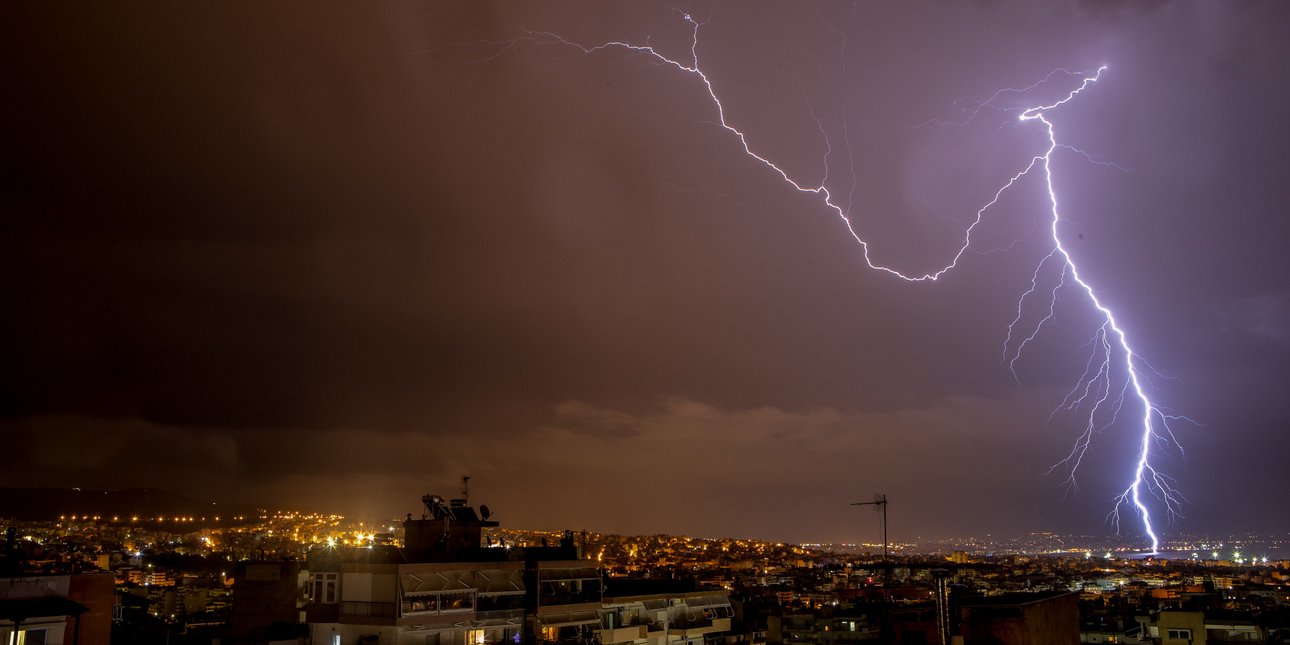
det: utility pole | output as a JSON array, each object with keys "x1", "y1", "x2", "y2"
[{"x1": 850, "y1": 494, "x2": 888, "y2": 586}]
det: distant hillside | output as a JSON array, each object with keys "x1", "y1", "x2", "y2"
[{"x1": 0, "y1": 487, "x2": 268, "y2": 522}]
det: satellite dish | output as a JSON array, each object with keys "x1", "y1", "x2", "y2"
[{"x1": 479, "y1": 504, "x2": 491, "y2": 520}]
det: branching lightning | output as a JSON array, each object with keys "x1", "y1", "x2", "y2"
[
  {"x1": 1007, "y1": 73, "x2": 1188, "y2": 552},
  {"x1": 505, "y1": 13, "x2": 1183, "y2": 552}
]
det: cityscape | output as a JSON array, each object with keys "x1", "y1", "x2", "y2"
[
  {"x1": 2, "y1": 487, "x2": 1289, "y2": 644},
  {"x1": 6, "y1": 1, "x2": 1290, "y2": 644}
]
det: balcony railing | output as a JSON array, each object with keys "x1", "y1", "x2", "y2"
[
  {"x1": 539, "y1": 591, "x2": 601, "y2": 607},
  {"x1": 669, "y1": 617, "x2": 731, "y2": 635},
  {"x1": 598, "y1": 625, "x2": 647, "y2": 644},
  {"x1": 305, "y1": 602, "x2": 340, "y2": 623},
  {"x1": 340, "y1": 600, "x2": 397, "y2": 624},
  {"x1": 476, "y1": 608, "x2": 526, "y2": 623}
]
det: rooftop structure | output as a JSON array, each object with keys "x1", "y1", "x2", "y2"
[{"x1": 230, "y1": 491, "x2": 735, "y2": 645}]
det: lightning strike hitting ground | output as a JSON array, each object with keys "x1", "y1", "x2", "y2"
[
  {"x1": 1009, "y1": 71, "x2": 1185, "y2": 552},
  {"x1": 512, "y1": 15, "x2": 1182, "y2": 552}
]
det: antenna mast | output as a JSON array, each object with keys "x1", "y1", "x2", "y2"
[{"x1": 851, "y1": 494, "x2": 889, "y2": 586}]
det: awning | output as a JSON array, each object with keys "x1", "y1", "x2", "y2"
[
  {"x1": 537, "y1": 610, "x2": 600, "y2": 628},
  {"x1": 402, "y1": 570, "x2": 476, "y2": 594},
  {"x1": 476, "y1": 569, "x2": 525, "y2": 596},
  {"x1": 474, "y1": 613, "x2": 525, "y2": 627},
  {"x1": 405, "y1": 623, "x2": 470, "y2": 634},
  {"x1": 0, "y1": 596, "x2": 88, "y2": 621},
  {"x1": 539, "y1": 568, "x2": 599, "y2": 582},
  {"x1": 681, "y1": 595, "x2": 730, "y2": 609}
]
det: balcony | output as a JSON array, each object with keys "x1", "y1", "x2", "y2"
[
  {"x1": 598, "y1": 625, "x2": 647, "y2": 644},
  {"x1": 340, "y1": 600, "x2": 397, "y2": 626},
  {"x1": 305, "y1": 602, "x2": 340, "y2": 623},
  {"x1": 669, "y1": 617, "x2": 731, "y2": 638},
  {"x1": 539, "y1": 590, "x2": 602, "y2": 608},
  {"x1": 476, "y1": 608, "x2": 526, "y2": 625}
]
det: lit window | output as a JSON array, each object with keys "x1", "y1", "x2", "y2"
[
  {"x1": 404, "y1": 593, "x2": 440, "y2": 614},
  {"x1": 442, "y1": 591, "x2": 474, "y2": 612},
  {"x1": 467, "y1": 629, "x2": 486, "y2": 645},
  {"x1": 17, "y1": 630, "x2": 48, "y2": 645}
]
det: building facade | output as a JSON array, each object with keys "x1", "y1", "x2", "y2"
[{"x1": 252, "y1": 494, "x2": 734, "y2": 645}]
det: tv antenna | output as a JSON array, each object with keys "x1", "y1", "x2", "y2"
[{"x1": 851, "y1": 494, "x2": 889, "y2": 585}]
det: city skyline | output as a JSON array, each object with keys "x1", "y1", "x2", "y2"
[
  {"x1": 4, "y1": 2, "x2": 1289, "y2": 545},
  {"x1": 10, "y1": 485, "x2": 1290, "y2": 560}
]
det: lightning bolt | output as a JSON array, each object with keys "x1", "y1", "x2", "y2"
[
  {"x1": 1006, "y1": 71, "x2": 1186, "y2": 552},
  {"x1": 500, "y1": 13, "x2": 1182, "y2": 552}
]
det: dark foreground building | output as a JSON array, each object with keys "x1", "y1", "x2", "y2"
[
  {"x1": 228, "y1": 560, "x2": 305, "y2": 643},
  {"x1": 235, "y1": 493, "x2": 733, "y2": 645},
  {"x1": 0, "y1": 572, "x2": 113, "y2": 645},
  {"x1": 958, "y1": 591, "x2": 1079, "y2": 645},
  {"x1": 299, "y1": 494, "x2": 600, "y2": 645}
]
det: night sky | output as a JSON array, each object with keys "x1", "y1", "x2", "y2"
[{"x1": 5, "y1": 2, "x2": 1289, "y2": 545}]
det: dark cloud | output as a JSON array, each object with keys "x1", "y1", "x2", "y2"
[
  {"x1": 3, "y1": 1, "x2": 1289, "y2": 541},
  {"x1": 0, "y1": 394, "x2": 1079, "y2": 543},
  {"x1": 1, "y1": 417, "x2": 239, "y2": 490}
]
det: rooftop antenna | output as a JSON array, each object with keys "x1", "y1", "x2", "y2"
[
  {"x1": 851, "y1": 494, "x2": 888, "y2": 586},
  {"x1": 461, "y1": 476, "x2": 470, "y2": 504}
]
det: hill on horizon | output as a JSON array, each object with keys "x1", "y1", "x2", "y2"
[{"x1": 0, "y1": 486, "x2": 271, "y2": 522}]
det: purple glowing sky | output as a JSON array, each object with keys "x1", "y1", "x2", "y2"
[{"x1": 4, "y1": 1, "x2": 1289, "y2": 543}]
